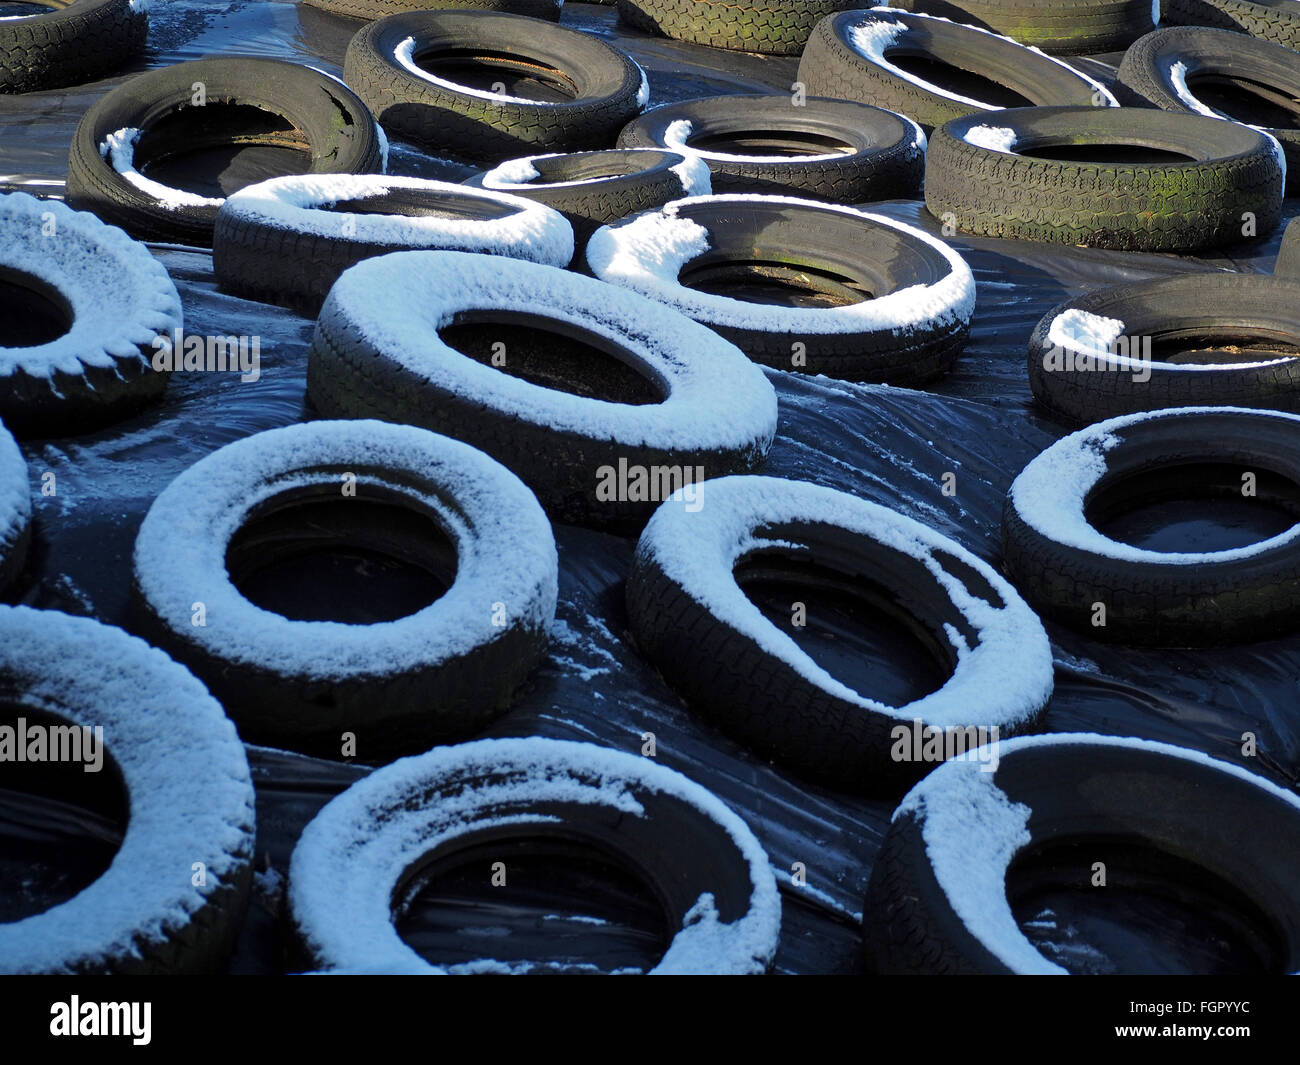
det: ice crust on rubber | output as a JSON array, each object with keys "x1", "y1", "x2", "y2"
[
  {"x1": 289, "y1": 737, "x2": 781, "y2": 974},
  {"x1": 101, "y1": 128, "x2": 224, "y2": 209},
  {"x1": 1010, "y1": 407, "x2": 1300, "y2": 565},
  {"x1": 0, "y1": 191, "x2": 182, "y2": 379},
  {"x1": 587, "y1": 194, "x2": 976, "y2": 338}
]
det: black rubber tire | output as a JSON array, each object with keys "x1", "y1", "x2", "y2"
[
  {"x1": 926, "y1": 105, "x2": 1284, "y2": 251},
  {"x1": 303, "y1": 0, "x2": 561, "y2": 22},
  {"x1": 65, "y1": 58, "x2": 385, "y2": 247},
  {"x1": 890, "y1": 0, "x2": 1157, "y2": 54},
  {"x1": 1276, "y1": 215, "x2": 1300, "y2": 277},
  {"x1": 308, "y1": 249, "x2": 776, "y2": 527},
  {"x1": 615, "y1": 94, "x2": 925, "y2": 201},
  {"x1": 587, "y1": 196, "x2": 975, "y2": 384},
  {"x1": 614, "y1": 0, "x2": 858, "y2": 55},
  {"x1": 1002, "y1": 407, "x2": 1300, "y2": 646},
  {"x1": 863, "y1": 733, "x2": 1300, "y2": 974},
  {"x1": 0, "y1": 606, "x2": 255, "y2": 975},
  {"x1": 798, "y1": 11, "x2": 1115, "y2": 132},
  {"x1": 626, "y1": 475, "x2": 1054, "y2": 794},
  {"x1": 0, "y1": 423, "x2": 30, "y2": 597},
  {"x1": 213, "y1": 175, "x2": 573, "y2": 313},
  {"x1": 130, "y1": 419, "x2": 558, "y2": 760},
  {"x1": 0, "y1": 0, "x2": 146, "y2": 93},
  {"x1": 288, "y1": 737, "x2": 781, "y2": 974},
  {"x1": 1028, "y1": 273, "x2": 1300, "y2": 425},
  {"x1": 465, "y1": 148, "x2": 705, "y2": 264},
  {"x1": 1117, "y1": 27, "x2": 1300, "y2": 194},
  {"x1": 343, "y1": 11, "x2": 644, "y2": 160},
  {"x1": 1162, "y1": 0, "x2": 1300, "y2": 52},
  {"x1": 0, "y1": 192, "x2": 183, "y2": 438}
]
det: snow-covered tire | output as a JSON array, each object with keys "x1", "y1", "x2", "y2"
[
  {"x1": 926, "y1": 106, "x2": 1284, "y2": 251},
  {"x1": 0, "y1": 0, "x2": 147, "y2": 94},
  {"x1": 466, "y1": 149, "x2": 709, "y2": 266},
  {"x1": 863, "y1": 733, "x2": 1300, "y2": 974},
  {"x1": 131, "y1": 419, "x2": 558, "y2": 758},
  {"x1": 213, "y1": 175, "x2": 574, "y2": 313},
  {"x1": 1027, "y1": 273, "x2": 1300, "y2": 425},
  {"x1": 614, "y1": 0, "x2": 857, "y2": 55},
  {"x1": 304, "y1": 0, "x2": 562, "y2": 22},
  {"x1": 890, "y1": 0, "x2": 1158, "y2": 54},
  {"x1": 0, "y1": 192, "x2": 182, "y2": 438},
  {"x1": 1162, "y1": 0, "x2": 1300, "y2": 51},
  {"x1": 626, "y1": 476, "x2": 1055, "y2": 793},
  {"x1": 343, "y1": 11, "x2": 645, "y2": 161},
  {"x1": 0, "y1": 606, "x2": 255, "y2": 975},
  {"x1": 65, "y1": 58, "x2": 385, "y2": 246},
  {"x1": 288, "y1": 737, "x2": 781, "y2": 974},
  {"x1": 307, "y1": 250, "x2": 777, "y2": 526},
  {"x1": 587, "y1": 195, "x2": 976, "y2": 385},
  {"x1": 1116, "y1": 27, "x2": 1299, "y2": 194},
  {"x1": 1002, "y1": 407, "x2": 1300, "y2": 646},
  {"x1": 798, "y1": 11, "x2": 1116, "y2": 133},
  {"x1": 0, "y1": 423, "x2": 30, "y2": 596},
  {"x1": 615, "y1": 95, "x2": 925, "y2": 202}
]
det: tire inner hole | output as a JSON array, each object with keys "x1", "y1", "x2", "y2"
[
  {"x1": 0, "y1": 265, "x2": 73, "y2": 347},
  {"x1": 679, "y1": 259, "x2": 874, "y2": 308},
  {"x1": 1018, "y1": 141, "x2": 1199, "y2": 165},
  {"x1": 134, "y1": 103, "x2": 313, "y2": 199},
  {"x1": 1085, "y1": 460, "x2": 1300, "y2": 554},
  {"x1": 0, "y1": 702, "x2": 128, "y2": 924},
  {"x1": 1186, "y1": 72, "x2": 1300, "y2": 129},
  {"x1": 319, "y1": 189, "x2": 517, "y2": 221},
  {"x1": 412, "y1": 48, "x2": 578, "y2": 103},
  {"x1": 684, "y1": 129, "x2": 855, "y2": 158},
  {"x1": 530, "y1": 151, "x2": 653, "y2": 183},
  {"x1": 1009, "y1": 835, "x2": 1284, "y2": 975},
  {"x1": 394, "y1": 834, "x2": 672, "y2": 973},
  {"x1": 1148, "y1": 326, "x2": 1300, "y2": 366},
  {"x1": 226, "y1": 484, "x2": 457, "y2": 624},
  {"x1": 883, "y1": 49, "x2": 1034, "y2": 109},
  {"x1": 440, "y1": 310, "x2": 668, "y2": 405}
]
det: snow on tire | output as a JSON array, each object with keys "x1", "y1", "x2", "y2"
[
  {"x1": 1002, "y1": 406, "x2": 1300, "y2": 646},
  {"x1": 626, "y1": 476, "x2": 1055, "y2": 793},
  {"x1": 288, "y1": 737, "x2": 781, "y2": 974},
  {"x1": 0, "y1": 606, "x2": 255, "y2": 974},
  {"x1": 307, "y1": 249, "x2": 777, "y2": 527},
  {"x1": 214, "y1": 174, "x2": 574, "y2": 314},
  {"x1": 587, "y1": 194, "x2": 975, "y2": 385},
  {"x1": 0, "y1": 192, "x2": 182, "y2": 438},
  {"x1": 131, "y1": 419, "x2": 558, "y2": 759},
  {"x1": 0, "y1": 421, "x2": 30, "y2": 595},
  {"x1": 863, "y1": 733, "x2": 1300, "y2": 974}
]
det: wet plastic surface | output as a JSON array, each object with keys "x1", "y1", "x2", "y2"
[{"x1": 2, "y1": 0, "x2": 1299, "y2": 974}]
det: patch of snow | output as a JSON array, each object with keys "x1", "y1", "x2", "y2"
[
  {"x1": 1153, "y1": 0, "x2": 1161, "y2": 26},
  {"x1": 634, "y1": 62, "x2": 650, "y2": 108},
  {"x1": 963, "y1": 125, "x2": 1018, "y2": 153},
  {"x1": 1047, "y1": 307, "x2": 1125, "y2": 358},
  {"x1": 129, "y1": 0, "x2": 151, "y2": 11},
  {"x1": 0, "y1": 422, "x2": 29, "y2": 562},
  {"x1": 480, "y1": 156, "x2": 542, "y2": 186},
  {"x1": 100, "y1": 128, "x2": 223, "y2": 209},
  {"x1": 394, "y1": 36, "x2": 559, "y2": 107},
  {"x1": 669, "y1": 152, "x2": 712, "y2": 196}
]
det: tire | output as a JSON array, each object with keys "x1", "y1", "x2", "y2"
[
  {"x1": 889, "y1": 0, "x2": 1158, "y2": 54},
  {"x1": 0, "y1": 192, "x2": 182, "y2": 438},
  {"x1": 65, "y1": 58, "x2": 385, "y2": 247},
  {"x1": 1276, "y1": 215, "x2": 1300, "y2": 277},
  {"x1": 863, "y1": 733, "x2": 1300, "y2": 974},
  {"x1": 614, "y1": 0, "x2": 858, "y2": 55},
  {"x1": 131, "y1": 419, "x2": 558, "y2": 759},
  {"x1": 798, "y1": 11, "x2": 1116, "y2": 133},
  {"x1": 288, "y1": 737, "x2": 781, "y2": 974},
  {"x1": 0, "y1": 0, "x2": 146, "y2": 94},
  {"x1": 307, "y1": 249, "x2": 777, "y2": 526},
  {"x1": 466, "y1": 148, "x2": 710, "y2": 265},
  {"x1": 587, "y1": 195, "x2": 976, "y2": 385},
  {"x1": 615, "y1": 94, "x2": 926, "y2": 202},
  {"x1": 926, "y1": 105, "x2": 1283, "y2": 251},
  {"x1": 1162, "y1": 0, "x2": 1300, "y2": 52},
  {"x1": 626, "y1": 476, "x2": 1055, "y2": 793},
  {"x1": 214, "y1": 174, "x2": 574, "y2": 313},
  {"x1": 1117, "y1": 27, "x2": 1300, "y2": 193},
  {"x1": 303, "y1": 0, "x2": 561, "y2": 22},
  {"x1": 343, "y1": 11, "x2": 645, "y2": 161},
  {"x1": 0, "y1": 606, "x2": 255, "y2": 974},
  {"x1": 1002, "y1": 407, "x2": 1300, "y2": 646},
  {"x1": 0, "y1": 422, "x2": 30, "y2": 597},
  {"x1": 1028, "y1": 273, "x2": 1300, "y2": 426}
]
